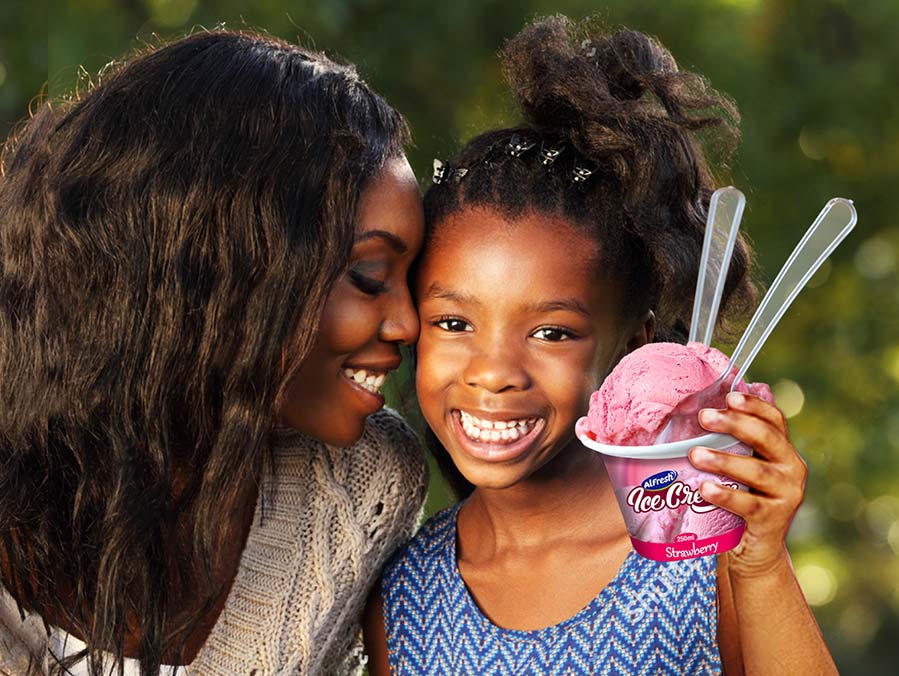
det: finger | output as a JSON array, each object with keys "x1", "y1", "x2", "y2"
[
  {"x1": 697, "y1": 407, "x2": 793, "y2": 463},
  {"x1": 689, "y1": 447, "x2": 802, "y2": 503},
  {"x1": 724, "y1": 392, "x2": 788, "y2": 435},
  {"x1": 698, "y1": 481, "x2": 772, "y2": 524}
]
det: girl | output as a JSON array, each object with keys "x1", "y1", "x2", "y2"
[
  {"x1": 0, "y1": 30, "x2": 427, "y2": 674},
  {"x1": 364, "y1": 17, "x2": 837, "y2": 676}
]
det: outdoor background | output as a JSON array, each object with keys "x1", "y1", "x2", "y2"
[{"x1": 2, "y1": 0, "x2": 897, "y2": 673}]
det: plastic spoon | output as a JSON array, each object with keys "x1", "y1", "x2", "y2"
[
  {"x1": 656, "y1": 197, "x2": 857, "y2": 443},
  {"x1": 689, "y1": 186, "x2": 746, "y2": 345}
]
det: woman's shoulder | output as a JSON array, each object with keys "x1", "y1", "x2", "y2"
[
  {"x1": 354, "y1": 407, "x2": 429, "y2": 493},
  {"x1": 0, "y1": 585, "x2": 49, "y2": 674}
]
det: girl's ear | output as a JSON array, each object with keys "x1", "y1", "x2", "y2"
[{"x1": 625, "y1": 310, "x2": 655, "y2": 354}]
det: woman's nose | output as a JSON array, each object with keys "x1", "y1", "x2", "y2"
[
  {"x1": 378, "y1": 285, "x2": 420, "y2": 346},
  {"x1": 462, "y1": 338, "x2": 531, "y2": 394}
]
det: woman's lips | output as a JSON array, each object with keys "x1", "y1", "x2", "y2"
[
  {"x1": 450, "y1": 409, "x2": 546, "y2": 462},
  {"x1": 340, "y1": 366, "x2": 389, "y2": 411}
]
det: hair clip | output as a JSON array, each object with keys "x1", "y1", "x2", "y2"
[
  {"x1": 508, "y1": 134, "x2": 536, "y2": 158},
  {"x1": 540, "y1": 145, "x2": 563, "y2": 166},
  {"x1": 432, "y1": 158, "x2": 447, "y2": 185},
  {"x1": 572, "y1": 163, "x2": 594, "y2": 183},
  {"x1": 581, "y1": 38, "x2": 597, "y2": 58},
  {"x1": 450, "y1": 167, "x2": 468, "y2": 184}
]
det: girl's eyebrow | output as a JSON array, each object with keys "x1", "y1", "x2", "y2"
[
  {"x1": 422, "y1": 283, "x2": 589, "y2": 318},
  {"x1": 523, "y1": 299, "x2": 591, "y2": 318},
  {"x1": 421, "y1": 282, "x2": 481, "y2": 306},
  {"x1": 354, "y1": 229, "x2": 407, "y2": 253}
]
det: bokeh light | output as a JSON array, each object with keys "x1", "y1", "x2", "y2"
[
  {"x1": 773, "y1": 379, "x2": 805, "y2": 418},
  {"x1": 797, "y1": 563, "x2": 838, "y2": 606}
]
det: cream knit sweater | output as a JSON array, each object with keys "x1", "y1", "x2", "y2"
[{"x1": 0, "y1": 407, "x2": 428, "y2": 675}]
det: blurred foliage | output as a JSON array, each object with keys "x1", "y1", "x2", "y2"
[{"x1": 2, "y1": 0, "x2": 898, "y2": 672}]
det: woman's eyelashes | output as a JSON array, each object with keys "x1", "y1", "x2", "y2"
[{"x1": 348, "y1": 267, "x2": 388, "y2": 296}]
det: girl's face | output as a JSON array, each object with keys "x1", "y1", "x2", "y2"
[
  {"x1": 277, "y1": 156, "x2": 424, "y2": 446},
  {"x1": 416, "y1": 206, "x2": 649, "y2": 490}
]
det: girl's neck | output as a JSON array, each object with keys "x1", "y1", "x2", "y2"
[{"x1": 460, "y1": 441, "x2": 626, "y2": 554}]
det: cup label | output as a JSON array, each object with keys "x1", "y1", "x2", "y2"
[{"x1": 626, "y1": 478, "x2": 739, "y2": 514}]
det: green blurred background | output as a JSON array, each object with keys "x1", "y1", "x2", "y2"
[{"x1": 2, "y1": 0, "x2": 897, "y2": 673}]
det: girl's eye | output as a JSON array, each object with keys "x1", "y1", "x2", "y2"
[
  {"x1": 434, "y1": 317, "x2": 472, "y2": 332},
  {"x1": 349, "y1": 268, "x2": 387, "y2": 296},
  {"x1": 532, "y1": 327, "x2": 574, "y2": 342}
]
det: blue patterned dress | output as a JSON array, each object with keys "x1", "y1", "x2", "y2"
[{"x1": 382, "y1": 503, "x2": 722, "y2": 675}]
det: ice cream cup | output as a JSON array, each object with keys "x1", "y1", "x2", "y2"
[{"x1": 575, "y1": 419, "x2": 749, "y2": 561}]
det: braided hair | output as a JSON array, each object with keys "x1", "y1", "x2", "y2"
[{"x1": 421, "y1": 15, "x2": 757, "y2": 498}]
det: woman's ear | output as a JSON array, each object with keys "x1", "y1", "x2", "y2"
[{"x1": 625, "y1": 310, "x2": 655, "y2": 354}]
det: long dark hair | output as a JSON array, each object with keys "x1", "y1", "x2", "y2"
[
  {"x1": 0, "y1": 29, "x2": 409, "y2": 674},
  {"x1": 421, "y1": 16, "x2": 758, "y2": 499}
]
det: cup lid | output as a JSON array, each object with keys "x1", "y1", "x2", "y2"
[{"x1": 575, "y1": 417, "x2": 739, "y2": 459}]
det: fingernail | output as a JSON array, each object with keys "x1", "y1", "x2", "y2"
[
  {"x1": 692, "y1": 447, "x2": 712, "y2": 463},
  {"x1": 727, "y1": 392, "x2": 745, "y2": 407},
  {"x1": 699, "y1": 409, "x2": 719, "y2": 425},
  {"x1": 701, "y1": 481, "x2": 721, "y2": 497}
]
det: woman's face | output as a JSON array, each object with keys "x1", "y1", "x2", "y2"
[
  {"x1": 277, "y1": 156, "x2": 424, "y2": 446},
  {"x1": 415, "y1": 206, "x2": 649, "y2": 490}
]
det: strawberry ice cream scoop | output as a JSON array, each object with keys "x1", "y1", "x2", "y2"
[{"x1": 585, "y1": 341, "x2": 773, "y2": 446}]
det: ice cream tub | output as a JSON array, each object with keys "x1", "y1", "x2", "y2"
[
  {"x1": 575, "y1": 341, "x2": 773, "y2": 562},
  {"x1": 576, "y1": 419, "x2": 750, "y2": 561}
]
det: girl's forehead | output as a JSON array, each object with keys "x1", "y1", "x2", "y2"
[
  {"x1": 418, "y1": 207, "x2": 609, "y2": 305},
  {"x1": 425, "y1": 206, "x2": 599, "y2": 255}
]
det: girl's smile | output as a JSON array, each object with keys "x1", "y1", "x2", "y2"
[
  {"x1": 451, "y1": 409, "x2": 547, "y2": 462},
  {"x1": 415, "y1": 206, "x2": 649, "y2": 490}
]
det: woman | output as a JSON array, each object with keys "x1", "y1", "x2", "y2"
[{"x1": 0, "y1": 29, "x2": 426, "y2": 674}]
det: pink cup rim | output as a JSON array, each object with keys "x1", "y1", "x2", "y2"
[{"x1": 575, "y1": 418, "x2": 739, "y2": 459}]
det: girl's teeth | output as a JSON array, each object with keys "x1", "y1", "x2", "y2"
[{"x1": 459, "y1": 410, "x2": 538, "y2": 445}]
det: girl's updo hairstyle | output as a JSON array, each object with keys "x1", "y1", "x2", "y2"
[
  {"x1": 424, "y1": 15, "x2": 756, "y2": 342},
  {"x1": 0, "y1": 30, "x2": 408, "y2": 672},
  {"x1": 422, "y1": 16, "x2": 757, "y2": 499}
]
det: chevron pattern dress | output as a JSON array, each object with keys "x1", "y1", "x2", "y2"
[{"x1": 381, "y1": 503, "x2": 722, "y2": 675}]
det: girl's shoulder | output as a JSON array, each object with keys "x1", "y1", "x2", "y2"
[
  {"x1": 392, "y1": 502, "x2": 459, "y2": 554},
  {"x1": 381, "y1": 502, "x2": 460, "y2": 591}
]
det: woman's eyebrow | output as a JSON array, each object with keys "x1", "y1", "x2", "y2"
[{"x1": 354, "y1": 229, "x2": 407, "y2": 253}]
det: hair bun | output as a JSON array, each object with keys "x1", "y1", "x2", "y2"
[{"x1": 500, "y1": 15, "x2": 739, "y2": 173}]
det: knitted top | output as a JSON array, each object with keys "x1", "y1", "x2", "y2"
[
  {"x1": 0, "y1": 407, "x2": 428, "y2": 676},
  {"x1": 381, "y1": 502, "x2": 722, "y2": 676}
]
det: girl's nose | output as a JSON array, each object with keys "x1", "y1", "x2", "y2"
[
  {"x1": 463, "y1": 340, "x2": 531, "y2": 393},
  {"x1": 378, "y1": 286, "x2": 420, "y2": 346}
]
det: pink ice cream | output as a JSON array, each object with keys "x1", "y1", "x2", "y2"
[
  {"x1": 584, "y1": 341, "x2": 773, "y2": 446},
  {"x1": 575, "y1": 341, "x2": 775, "y2": 561}
]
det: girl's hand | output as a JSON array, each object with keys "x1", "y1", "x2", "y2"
[{"x1": 688, "y1": 391, "x2": 808, "y2": 577}]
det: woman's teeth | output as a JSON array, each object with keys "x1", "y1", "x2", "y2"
[
  {"x1": 343, "y1": 368, "x2": 387, "y2": 395},
  {"x1": 459, "y1": 410, "x2": 538, "y2": 444}
]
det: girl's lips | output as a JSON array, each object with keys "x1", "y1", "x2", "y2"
[{"x1": 450, "y1": 409, "x2": 546, "y2": 463}]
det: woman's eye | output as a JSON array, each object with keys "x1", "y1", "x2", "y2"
[
  {"x1": 532, "y1": 327, "x2": 574, "y2": 342},
  {"x1": 434, "y1": 317, "x2": 472, "y2": 332},
  {"x1": 349, "y1": 268, "x2": 387, "y2": 296}
]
